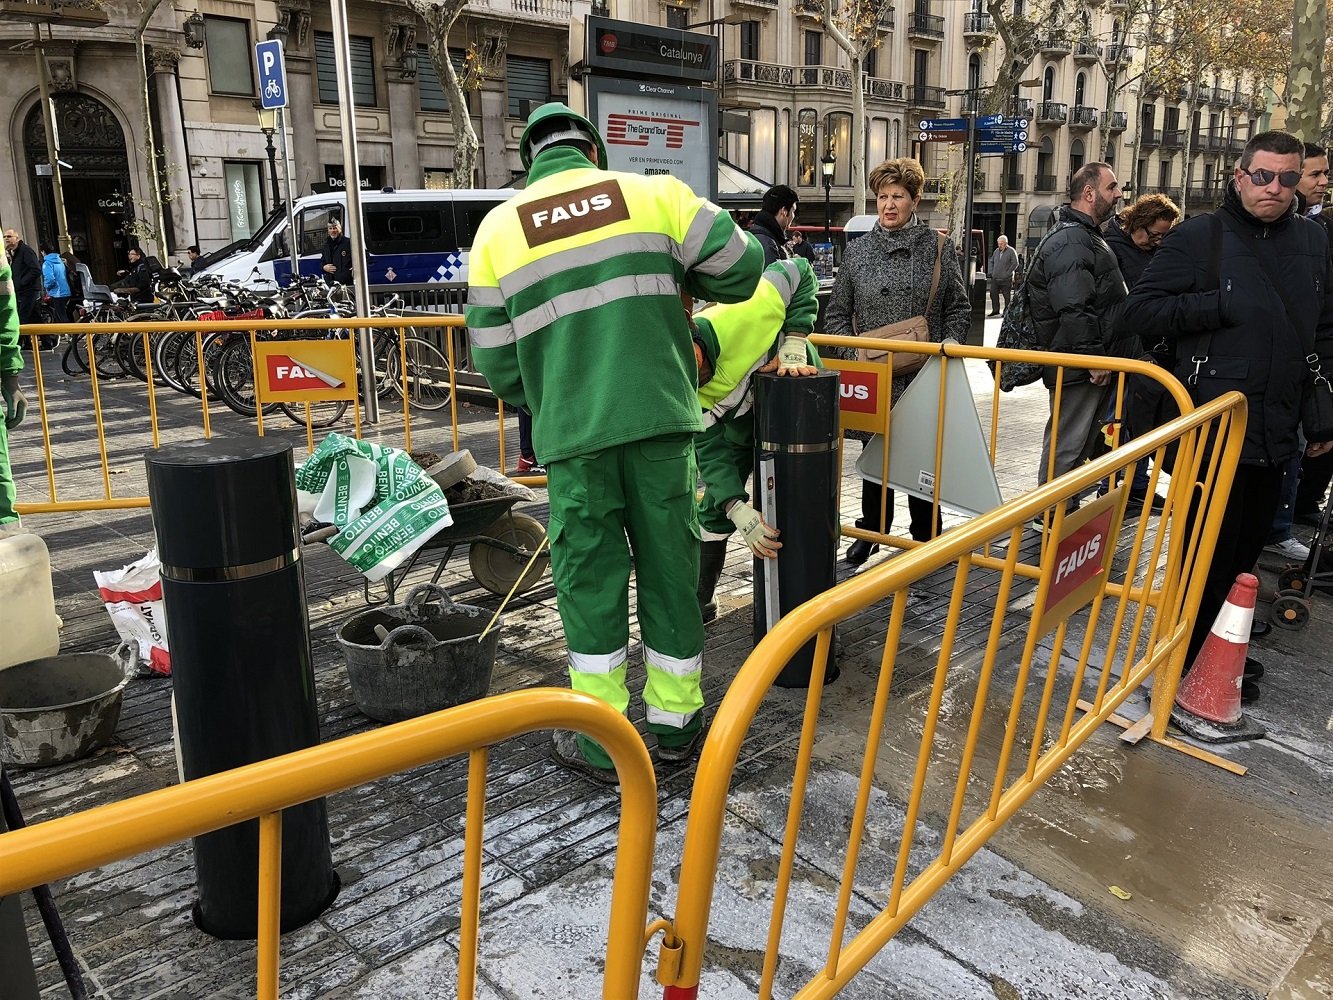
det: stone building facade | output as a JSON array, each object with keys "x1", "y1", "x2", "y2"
[{"x1": 0, "y1": 0, "x2": 1270, "y2": 282}]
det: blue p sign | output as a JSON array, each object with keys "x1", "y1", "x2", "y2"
[{"x1": 255, "y1": 39, "x2": 287, "y2": 110}]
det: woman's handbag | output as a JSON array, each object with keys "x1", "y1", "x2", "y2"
[{"x1": 855, "y1": 231, "x2": 947, "y2": 376}]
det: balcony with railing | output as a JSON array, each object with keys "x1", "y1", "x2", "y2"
[
  {"x1": 468, "y1": 0, "x2": 573, "y2": 20},
  {"x1": 907, "y1": 82, "x2": 946, "y2": 109},
  {"x1": 1008, "y1": 97, "x2": 1036, "y2": 120},
  {"x1": 1035, "y1": 174, "x2": 1059, "y2": 192},
  {"x1": 1036, "y1": 101, "x2": 1068, "y2": 125},
  {"x1": 1102, "y1": 110, "x2": 1127, "y2": 131},
  {"x1": 877, "y1": 5, "x2": 894, "y2": 30},
  {"x1": 724, "y1": 59, "x2": 895, "y2": 96},
  {"x1": 1108, "y1": 0, "x2": 1128, "y2": 8},
  {"x1": 1213, "y1": 86, "x2": 1231, "y2": 106},
  {"x1": 908, "y1": 11, "x2": 944, "y2": 39},
  {"x1": 1162, "y1": 128, "x2": 1184, "y2": 149},
  {"x1": 795, "y1": 0, "x2": 822, "y2": 19},
  {"x1": 1105, "y1": 44, "x2": 1134, "y2": 66},
  {"x1": 1069, "y1": 105, "x2": 1098, "y2": 129},
  {"x1": 731, "y1": 0, "x2": 780, "y2": 8},
  {"x1": 868, "y1": 77, "x2": 905, "y2": 101},
  {"x1": 1038, "y1": 32, "x2": 1071, "y2": 56},
  {"x1": 1140, "y1": 128, "x2": 1162, "y2": 148},
  {"x1": 1073, "y1": 39, "x2": 1103, "y2": 64},
  {"x1": 1004, "y1": 173, "x2": 1025, "y2": 193},
  {"x1": 963, "y1": 11, "x2": 995, "y2": 41}
]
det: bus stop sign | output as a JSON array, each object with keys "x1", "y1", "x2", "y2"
[{"x1": 255, "y1": 39, "x2": 287, "y2": 109}]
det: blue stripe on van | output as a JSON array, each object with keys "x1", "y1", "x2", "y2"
[{"x1": 273, "y1": 251, "x2": 470, "y2": 285}]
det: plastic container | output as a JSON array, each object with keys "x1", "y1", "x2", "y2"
[
  {"x1": 0, "y1": 646, "x2": 135, "y2": 767},
  {"x1": 337, "y1": 584, "x2": 498, "y2": 723},
  {"x1": 0, "y1": 528, "x2": 60, "y2": 672}
]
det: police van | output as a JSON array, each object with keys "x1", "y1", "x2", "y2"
[{"x1": 200, "y1": 188, "x2": 516, "y2": 287}]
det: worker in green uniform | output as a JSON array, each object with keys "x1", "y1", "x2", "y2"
[
  {"x1": 0, "y1": 261, "x2": 28, "y2": 524},
  {"x1": 692, "y1": 256, "x2": 822, "y2": 621},
  {"x1": 466, "y1": 103, "x2": 763, "y2": 780}
]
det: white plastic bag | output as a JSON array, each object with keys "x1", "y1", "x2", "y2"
[{"x1": 94, "y1": 549, "x2": 171, "y2": 676}]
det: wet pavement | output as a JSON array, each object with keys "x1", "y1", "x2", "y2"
[{"x1": 4, "y1": 320, "x2": 1333, "y2": 999}]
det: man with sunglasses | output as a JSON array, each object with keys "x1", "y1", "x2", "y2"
[{"x1": 1123, "y1": 130, "x2": 1333, "y2": 704}]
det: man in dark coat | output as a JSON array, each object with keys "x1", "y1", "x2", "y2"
[
  {"x1": 110, "y1": 247, "x2": 162, "y2": 303},
  {"x1": 1291, "y1": 142, "x2": 1333, "y2": 528},
  {"x1": 1024, "y1": 162, "x2": 1131, "y2": 489},
  {"x1": 1121, "y1": 130, "x2": 1333, "y2": 699},
  {"x1": 985, "y1": 234, "x2": 1020, "y2": 315},
  {"x1": 2, "y1": 229, "x2": 42, "y2": 326},
  {"x1": 749, "y1": 185, "x2": 798, "y2": 266},
  {"x1": 320, "y1": 217, "x2": 353, "y2": 285}
]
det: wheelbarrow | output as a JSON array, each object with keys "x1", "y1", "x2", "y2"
[{"x1": 306, "y1": 480, "x2": 550, "y2": 605}]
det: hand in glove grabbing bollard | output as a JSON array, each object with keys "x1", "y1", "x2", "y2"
[
  {"x1": 760, "y1": 334, "x2": 817, "y2": 377},
  {"x1": 727, "y1": 500, "x2": 781, "y2": 559},
  {"x1": 2, "y1": 376, "x2": 25, "y2": 430}
]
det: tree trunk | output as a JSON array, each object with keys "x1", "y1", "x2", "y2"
[
  {"x1": 1286, "y1": 0, "x2": 1327, "y2": 141},
  {"x1": 410, "y1": 0, "x2": 480, "y2": 187},
  {"x1": 820, "y1": 3, "x2": 877, "y2": 213}
]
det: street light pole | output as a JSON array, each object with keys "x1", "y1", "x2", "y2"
[
  {"x1": 254, "y1": 104, "x2": 282, "y2": 213},
  {"x1": 821, "y1": 149, "x2": 836, "y2": 242}
]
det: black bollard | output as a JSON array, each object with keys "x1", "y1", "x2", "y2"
[
  {"x1": 752, "y1": 370, "x2": 840, "y2": 687},
  {"x1": 146, "y1": 440, "x2": 338, "y2": 939}
]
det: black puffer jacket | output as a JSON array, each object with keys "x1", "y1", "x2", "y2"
[
  {"x1": 1103, "y1": 216, "x2": 1154, "y2": 290},
  {"x1": 1120, "y1": 182, "x2": 1333, "y2": 466},
  {"x1": 1025, "y1": 206, "x2": 1132, "y2": 386},
  {"x1": 748, "y1": 211, "x2": 789, "y2": 266}
]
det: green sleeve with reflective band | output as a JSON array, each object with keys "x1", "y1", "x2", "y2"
[
  {"x1": 0, "y1": 263, "x2": 22, "y2": 377},
  {"x1": 465, "y1": 230, "x2": 526, "y2": 409},
  {"x1": 676, "y1": 194, "x2": 764, "y2": 306},
  {"x1": 783, "y1": 257, "x2": 820, "y2": 336}
]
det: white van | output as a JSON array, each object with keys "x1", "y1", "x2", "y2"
[{"x1": 200, "y1": 187, "x2": 516, "y2": 287}]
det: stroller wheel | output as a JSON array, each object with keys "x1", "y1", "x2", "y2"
[
  {"x1": 1277, "y1": 567, "x2": 1308, "y2": 594},
  {"x1": 1270, "y1": 591, "x2": 1311, "y2": 631}
]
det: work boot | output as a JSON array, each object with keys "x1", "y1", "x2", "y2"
[
  {"x1": 697, "y1": 540, "x2": 728, "y2": 623},
  {"x1": 550, "y1": 730, "x2": 619, "y2": 785},
  {"x1": 653, "y1": 712, "x2": 708, "y2": 764}
]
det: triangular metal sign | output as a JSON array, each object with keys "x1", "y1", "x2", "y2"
[{"x1": 855, "y1": 350, "x2": 1004, "y2": 518}]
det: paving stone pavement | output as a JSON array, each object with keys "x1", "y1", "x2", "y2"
[{"x1": 6, "y1": 329, "x2": 1332, "y2": 999}]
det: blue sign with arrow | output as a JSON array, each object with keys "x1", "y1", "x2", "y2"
[
  {"x1": 255, "y1": 39, "x2": 288, "y2": 110},
  {"x1": 918, "y1": 117, "x2": 968, "y2": 131}
]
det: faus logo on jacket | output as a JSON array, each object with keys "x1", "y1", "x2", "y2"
[{"x1": 520, "y1": 181, "x2": 631, "y2": 247}]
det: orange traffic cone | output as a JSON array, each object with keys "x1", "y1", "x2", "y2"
[{"x1": 1171, "y1": 573, "x2": 1266, "y2": 743}]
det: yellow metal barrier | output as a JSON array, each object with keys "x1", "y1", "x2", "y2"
[
  {"x1": 0, "y1": 689, "x2": 656, "y2": 1000},
  {"x1": 812, "y1": 335, "x2": 1196, "y2": 556},
  {"x1": 657, "y1": 389, "x2": 1249, "y2": 999},
  {"x1": 12, "y1": 316, "x2": 547, "y2": 515}
]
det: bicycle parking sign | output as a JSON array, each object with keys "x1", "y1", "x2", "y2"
[{"x1": 255, "y1": 39, "x2": 288, "y2": 110}]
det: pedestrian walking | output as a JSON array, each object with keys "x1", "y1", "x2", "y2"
[
  {"x1": 40, "y1": 243, "x2": 71, "y2": 324},
  {"x1": 986, "y1": 235, "x2": 1020, "y2": 316},
  {"x1": 2, "y1": 229, "x2": 42, "y2": 328},
  {"x1": 465, "y1": 103, "x2": 763, "y2": 779},
  {"x1": 1121, "y1": 130, "x2": 1333, "y2": 702},
  {"x1": 1025, "y1": 163, "x2": 1133, "y2": 496},
  {"x1": 749, "y1": 184, "x2": 799, "y2": 266}
]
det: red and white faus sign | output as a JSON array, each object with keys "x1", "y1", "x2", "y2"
[{"x1": 264, "y1": 356, "x2": 345, "y2": 391}]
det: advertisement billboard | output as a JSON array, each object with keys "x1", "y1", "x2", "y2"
[{"x1": 587, "y1": 76, "x2": 718, "y2": 201}]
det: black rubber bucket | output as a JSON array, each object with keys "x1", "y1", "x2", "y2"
[{"x1": 336, "y1": 584, "x2": 499, "y2": 723}]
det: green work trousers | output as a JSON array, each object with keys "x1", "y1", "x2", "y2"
[
  {"x1": 695, "y1": 411, "x2": 754, "y2": 541},
  {"x1": 0, "y1": 420, "x2": 14, "y2": 525},
  {"x1": 546, "y1": 434, "x2": 704, "y2": 768}
]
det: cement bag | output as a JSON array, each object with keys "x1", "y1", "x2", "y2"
[
  {"x1": 94, "y1": 549, "x2": 171, "y2": 676},
  {"x1": 296, "y1": 432, "x2": 453, "y2": 582}
]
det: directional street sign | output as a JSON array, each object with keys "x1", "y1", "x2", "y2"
[
  {"x1": 255, "y1": 38, "x2": 288, "y2": 110},
  {"x1": 976, "y1": 114, "x2": 1002, "y2": 127},
  {"x1": 918, "y1": 117, "x2": 968, "y2": 131},
  {"x1": 918, "y1": 131, "x2": 966, "y2": 142},
  {"x1": 979, "y1": 142, "x2": 1028, "y2": 154}
]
